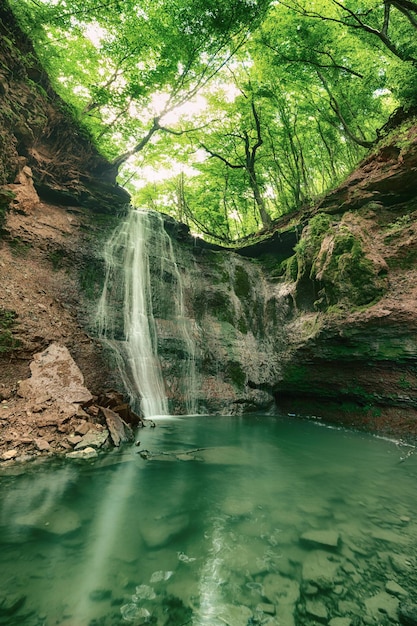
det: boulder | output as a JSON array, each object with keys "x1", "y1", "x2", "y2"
[
  {"x1": 18, "y1": 343, "x2": 93, "y2": 408},
  {"x1": 66, "y1": 446, "x2": 98, "y2": 460},
  {"x1": 99, "y1": 406, "x2": 133, "y2": 446}
]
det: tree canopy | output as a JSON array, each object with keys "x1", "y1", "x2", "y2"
[{"x1": 10, "y1": 0, "x2": 417, "y2": 241}]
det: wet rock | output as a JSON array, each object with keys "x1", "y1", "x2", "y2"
[
  {"x1": 305, "y1": 598, "x2": 328, "y2": 621},
  {"x1": 370, "y1": 528, "x2": 407, "y2": 545},
  {"x1": 263, "y1": 573, "x2": 300, "y2": 606},
  {"x1": 66, "y1": 446, "x2": 98, "y2": 460},
  {"x1": 338, "y1": 600, "x2": 361, "y2": 616},
  {"x1": 302, "y1": 550, "x2": 341, "y2": 590},
  {"x1": 1, "y1": 449, "x2": 18, "y2": 461},
  {"x1": 329, "y1": 618, "x2": 352, "y2": 626},
  {"x1": 262, "y1": 575, "x2": 299, "y2": 626},
  {"x1": 89, "y1": 589, "x2": 112, "y2": 602},
  {"x1": 140, "y1": 513, "x2": 190, "y2": 548},
  {"x1": 390, "y1": 553, "x2": 412, "y2": 574},
  {"x1": 399, "y1": 603, "x2": 417, "y2": 626},
  {"x1": 300, "y1": 530, "x2": 341, "y2": 550},
  {"x1": 365, "y1": 591, "x2": 399, "y2": 621},
  {"x1": 99, "y1": 406, "x2": 133, "y2": 446},
  {"x1": 0, "y1": 594, "x2": 26, "y2": 615},
  {"x1": 216, "y1": 604, "x2": 252, "y2": 625},
  {"x1": 257, "y1": 602, "x2": 276, "y2": 615},
  {"x1": 74, "y1": 429, "x2": 108, "y2": 450},
  {"x1": 385, "y1": 580, "x2": 408, "y2": 597},
  {"x1": 16, "y1": 506, "x2": 81, "y2": 535}
]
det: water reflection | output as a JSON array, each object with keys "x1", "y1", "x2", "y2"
[{"x1": 0, "y1": 415, "x2": 416, "y2": 626}]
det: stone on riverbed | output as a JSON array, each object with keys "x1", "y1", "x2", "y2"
[
  {"x1": 16, "y1": 506, "x2": 81, "y2": 535},
  {"x1": 399, "y1": 603, "x2": 417, "y2": 626},
  {"x1": 140, "y1": 513, "x2": 190, "y2": 548},
  {"x1": 302, "y1": 550, "x2": 342, "y2": 590},
  {"x1": 300, "y1": 530, "x2": 341, "y2": 550},
  {"x1": 216, "y1": 604, "x2": 253, "y2": 625},
  {"x1": 365, "y1": 591, "x2": 399, "y2": 621},
  {"x1": 386, "y1": 580, "x2": 408, "y2": 597},
  {"x1": 305, "y1": 598, "x2": 328, "y2": 621}
]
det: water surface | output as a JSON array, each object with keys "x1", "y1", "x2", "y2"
[{"x1": 1, "y1": 415, "x2": 416, "y2": 625}]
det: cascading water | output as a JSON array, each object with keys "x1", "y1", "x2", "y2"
[{"x1": 96, "y1": 208, "x2": 197, "y2": 418}]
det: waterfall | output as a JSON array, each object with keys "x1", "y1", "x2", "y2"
[{"x1": 96, "y1": 208, "x2": 197, "y2": 418}]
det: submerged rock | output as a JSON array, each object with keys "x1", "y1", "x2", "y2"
[
  {"x1": 365, "y1": 591, "x2": 399, "y2": 621},
  {"x1": 305, "y1": 598, "x2": 328, "y2": 621},
  {"x1": 302, "y1": 550, "x2": 342, "y2": 590},
  {"x1": 399, "y1": 603, "x2": 417, "y2": 626},
  {"x1": 300, "y1": 530, "x2": 341, "y2": 550}
]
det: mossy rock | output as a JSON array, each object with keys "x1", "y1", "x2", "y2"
[
  {"x1": 234, "y1": 264, "x2": 251, "y2": 298},
  {"x1": 0, "y1": 308, "x2": 19, "y2": 353}
]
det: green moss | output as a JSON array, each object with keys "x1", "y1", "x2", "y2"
[
  {"x1": 78, "y1": 259, "x2": 105, "y2": 300},
  {"x1": 0, "y1": 189, "x2": 15, "y2": 234},
  {"x1": 282, "y1": 364, "x2": 309, "y2": 387},
  {"x1": 234, "y1": 265, "x2": 251, "y2": 298},
  {"x1": 9, "y1": 237, "x2": 31, "y2": 256},
  {"x1": 226, "y1": 361, "x2": 246, "y2": 388},
  {"x1": 285, "y1": 255, "x2": 298, "y2": 281},
  {"x1": 0, "y1": 308, "x2": 19, "y2": 354},
  {"x1": 48, "y1": 249, "x2": 66, "y2": 271}
]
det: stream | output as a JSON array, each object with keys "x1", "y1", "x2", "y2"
[{"x1": 1, "y1": 414, "x2": 416, "y2": 626}]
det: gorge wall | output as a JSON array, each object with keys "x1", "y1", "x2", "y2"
[{"x1": 1, "y1": 1, "x2": 417, "y2": 461}]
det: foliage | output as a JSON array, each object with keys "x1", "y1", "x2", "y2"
[{"x1": 8, "y1": 0, "x2": 417, "y2": 240}]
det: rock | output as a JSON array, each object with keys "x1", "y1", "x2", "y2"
[
  {"x1": 370, "y1": 528, "x2": 407, "y2": 545},
  {"x1": 74, "y1": 429, "x2": 108, "y2": 450},
  {"x1": 18, "y1": 343, "x2": 93, "y2": 406},
  {"x1": 305, "y1": 599, "x2": 328, "y2": 621},
  {"x1": 66, "y1": 446, "x2": 98, "y2": 460},
  {"x1": 390, "y1": 553, "x2": 412, "y2": 573},
  {"x1": 75, "y1": 421, "x2": 91, "y2": 435},
  {"x1": 34, "y1": 438, "x2": 51, "y2": 451},
  {"x1": 302, "y1": 550, "x2": 341, "y2": 590},
  {"x1": 365, "y1": 591, "x2": 399, "y2": 621},
  {"x1": 257, "y1": 602, "x2": 276, "y2": 615},
  {"x1": 99, "y1": 406, "x2": 133, "y2": 446},
  {"x1": 216, "y1": 604, "x2": 253, "y2": 626},
  {"x1": 1, "y1": 449, "x2": 18, "y2": 461},
  {"x1": 67, "y1": 435, "x2": 83, "y2": 446},
  {"x1": 140, "y1": 513, "x2": 190, "y2": 548},
  {"x1": 263, "y1": 573, "x2": 300, "y2": 606},
  {"x1": 300, "y1": 530, "x2": 341, "y2": 550},
  {"x1": 399, "y1": 603, "x2": 417, "y2": 626},
  {"x1": 16, "y1": 506, "x2": 81, "y2": 535},
  {"x1": 329, "y1": 619, "x2": 352, "y2": 626},
  {"x1": 0, "y1": 594, "x2": 26, "y2": 615},
  {"x1": 386, "y1": 580, "x2": 408, "y2": 597},
  {"x1": 89, "y1": 589, "x2": 112, "y2": 602}
]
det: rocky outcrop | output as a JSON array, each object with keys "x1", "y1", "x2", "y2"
[{"x1": 0, "y1": 2, "x2": 130, "y2": 212}]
